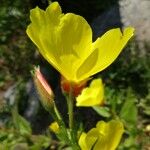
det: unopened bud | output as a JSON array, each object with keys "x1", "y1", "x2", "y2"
[
  {"x1": 61, "y1": 76, "x2": 87, "y2": 96},
  {"x1": 33, "y1": 67, "x2": 54, "y2": 111},
  {"x1": 49, "y1": 121, "x2": 59, "y2": 133}
]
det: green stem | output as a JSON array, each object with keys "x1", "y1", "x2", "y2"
[
  {"x1": 49, "y1": 103, "x2": 70, "y2": 144},
  {"x1": 11, "y1": 106, "x2": 18, "y2": 129},
  {"x1": 54, "y1": 104, "x2": 63, "y2": 122},
  {"x1": 11, "y1": 97, "x2": 19, "y2": 129},
  {"x1": 66, "y1": 85, "x2": 80, "y2": 150},
  {"x1": 68, "y1": 85, "x2": 74, "y2": 129}
]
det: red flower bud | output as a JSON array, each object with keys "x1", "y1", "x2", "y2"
[{"x1": 33, "y1": 67, "x2": 54, "y2": 111}]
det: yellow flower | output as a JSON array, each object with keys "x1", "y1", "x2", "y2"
[
  {"x1": 26, "y1": 2, "x2": 134, "y2": 83},
  {"x1": 78, "y1": 120, "x2": 124, "y2": 150},
  {"x1": 76, "y1": 79, "x2": 104, "y2": 106}
]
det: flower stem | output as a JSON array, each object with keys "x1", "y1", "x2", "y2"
[
  {"x1": 66, "y1": 85, "x2": 80, "y2": 150},
  {"x1": 68, "y1": 85, "x2": 74, "y2": 129},
  {"x1": 49, "y1": 103, "x2": 71, "y2": 144}
]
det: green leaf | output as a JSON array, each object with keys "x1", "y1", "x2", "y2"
[
  {"x1": 0, "y1": 131, "x2": 8, "y2": 141},
  {"x1": 30, "y1": 135, "x2": 51, "y2": 150},
  {"x1": 123, "y1": 136, "x2": 138, "y2": 149},
  {"x1": 15, "y1": 114, "x2": 32, "y2": 135},
  {"x1": 12, "y1": 143, "x2": 28, "y2": 150},
  {"x1": 120, "y1": 95, "x2": 137, "y2": 127},
  {"x1": 92, "y1": 106, "x2": 111, "y2": 117}
]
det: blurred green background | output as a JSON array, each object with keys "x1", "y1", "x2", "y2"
[{"x1": 0, "y1": 0, "x2": 150, "y2": 149}]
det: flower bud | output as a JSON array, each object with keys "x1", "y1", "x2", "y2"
[
  {"x1": 33, "y1": 67, "x2": 54, "y2": 111},
  {"x1": 49, "y1": 121, "x2": 59, "y2": 133}
]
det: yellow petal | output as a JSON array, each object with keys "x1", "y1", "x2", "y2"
[
  {"x1": 94, "y1": 120, "x2": 124, "y2": 150},
  {"x1": 78, "y1": 132, "x2": 89, "y2": 150},
  {"x1": 27, "y1": 2, "x2": 62, "y2": 50},
  {"x1": 85, "y1": 128, "x2": 99, "y2": 149},
  {"x1": 26, "y1": 2, "x2": 93, "y2": 82},
  {"x1": 76, "y1": 49, "x2": 99, "y2": 80},
  {"x1": 26, "y1": 2, "x2": 62, "y2": 75},
  {"x1": 77, "y1": 27, "x2": 134, "y2": 80},
  {"x1": 79, "y1": 129, "x2": 99, "y2": 150},
  {"x1": 76, "y1": 79, "x2": 104, "y2": 107},
  {"x1": 45, "y1": 1, "x2": 62, "y2": 25},
  {"x1": 79, "y1": 120, "x2": 124, "y2": 150},
  {"x1": 56, "y1": 13, "x2": 92, "y2": 81}
]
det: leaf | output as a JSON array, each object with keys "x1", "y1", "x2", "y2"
[
  {"x1": 15, "y1": 114, "x2": 32, "y2": 135},
  {"x1": 30, "y1": 135, "x2": 51, "y2": 150},
  {"x1": 92, "y1": 106, "x2": 111, "y2": 118},
  {"x1": 120, "y1": 95, "x2": 137, "y2": 127},
  {"x1": 12, "y1": 143, "x2": 28, "y2": 150},
  {"x1": 123, "y1": 136, "x2": 138, "y2": 149},
  {"x1": 0, "y1": 131, "x2": 8, "y2": 141}
]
